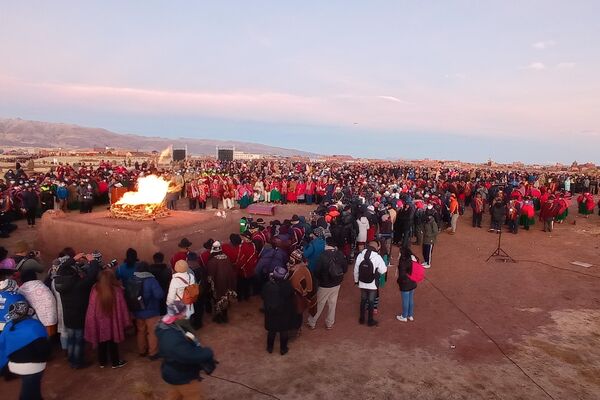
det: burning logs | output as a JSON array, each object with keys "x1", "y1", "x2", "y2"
[{"x1": 110, "y1": 202, "x2": 169, "y2": 221}]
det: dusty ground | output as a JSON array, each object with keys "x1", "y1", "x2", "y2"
[{"x1": 1, "y1": 201, "x2": 599, "y2": 400}]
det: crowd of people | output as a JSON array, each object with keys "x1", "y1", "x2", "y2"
[
  {"x1": 0, "y1": 158, "x2": 599, "y2": 399},
  {"x1": 1, "y1": 158, "x2": 600, "y2": 237}
]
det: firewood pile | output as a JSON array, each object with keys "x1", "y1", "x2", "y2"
[{"x1": 110, "y1": 202, "x2": 170, "y2": 221}]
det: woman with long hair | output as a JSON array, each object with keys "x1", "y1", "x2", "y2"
[
  {"x1": 396, "y1": 247, "x2": 418, "y2": 323},
  {"x1": 84, "y1": 269, "x2": 131, "y2": 368}
]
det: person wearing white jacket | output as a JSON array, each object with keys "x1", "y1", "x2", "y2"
[
  {"x1": 166, "y1": 260, "x2": 195, "y2": 319},
  {"x1": 354, "y1": 241, "x2": 387, "y2": 327}
]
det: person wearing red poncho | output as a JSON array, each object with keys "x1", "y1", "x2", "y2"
[
  {"x1": 540, "y1": 195, "x2": 557, "y2": 232},
  {"x1": 519, "y1": 198, "x2": 535, "y2": 231},
  {"x1": 577, "y1": 193, "x2": 595, "y2": 218}
]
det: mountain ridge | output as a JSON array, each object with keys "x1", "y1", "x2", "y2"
[{"x1": 0, "y1": 117, "x2": 319, "y2": 157}]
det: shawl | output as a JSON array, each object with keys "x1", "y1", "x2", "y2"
[{"x1": 84, "y1": 286, "x2": 131, "y2": 347}]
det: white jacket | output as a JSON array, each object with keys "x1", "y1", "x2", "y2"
[
  {"x1": 356, "y1": 217, "x2": 370, "y2": 243},
  {"x1": 19, "y1": 280, "x2": 57, "y2": 327},
  {"x1": 354, "y1": 249, "x2": 388, "y2": 290},
  {"x1": 166, "y1": 271, "x2": 196, "y2": 318}
]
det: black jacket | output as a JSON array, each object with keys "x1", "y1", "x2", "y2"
[
  {"x1": 397, "y1": 258, "x2": 417, "y2": 292},
  {"x1": 56, "y1": 260, "x2": 100, "y2": 329},
  {"x1": 314, "y1": 248, "x2": 347, "y2": 288},
  {"x1": 262, "y1": 279, "x2": 295, "y2": 332}
]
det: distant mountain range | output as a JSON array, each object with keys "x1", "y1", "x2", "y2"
[{"x1": 0, "y1": 118, "x2": 319, "y2": 157}]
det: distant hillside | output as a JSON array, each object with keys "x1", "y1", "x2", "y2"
[{"x1": 0, "y1": 118, "x2": 319, "y2": 157}]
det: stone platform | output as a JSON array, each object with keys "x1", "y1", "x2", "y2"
[{"x1": 37, "y1": 209, "x2": 221, "y2": 263}]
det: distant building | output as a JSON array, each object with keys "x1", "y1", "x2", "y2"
[{"x1": 233, "y1": 151, "x2": 262, "y2": 160}]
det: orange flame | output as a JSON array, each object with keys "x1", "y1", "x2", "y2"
[{"x1": 116, "y1": 175, "x2": 169, "y2": 206}]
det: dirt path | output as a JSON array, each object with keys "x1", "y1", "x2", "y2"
[{"x1": 1, "y1": 202, "x2": 599, "y2": 399}]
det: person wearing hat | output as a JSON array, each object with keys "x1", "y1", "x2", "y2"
[
  {"x1": 206, "y1": 242, "x2": 237, "y2": 324},
  {"x1": 287, "y1": 250, "x2": 315, "y2": 334},
  {"x1": 171, "y1": 238, "x2": 192, "y2": 270},
  {"x1": 262, "y1": 266, "x2": 294, "y2": 355},
  {"x1": 0, "y1": 278, "x2": 26, "y2": 333},
  {"x1": 155, "y1": 302, "x2": 216, "y2": 399},
  {"x1": 0, "y1": 300, "x2": 51, "y2": 400},
  {"x1": 167, "y1": 260, "x2": 196, "y2": 320},
  {"x1": 55, "y1": 254, "x2": 101, "y2": 369}
]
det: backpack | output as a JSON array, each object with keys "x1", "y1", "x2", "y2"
[
  {"x1": 125, "y1": 276, "x2": 146, "y2": 312},
  {"x1": 327, "y1": 252, "x2": 344, "y2": 279},
  {"x1": 407, "y1": 261, "x2": 425, "y2": 283},
  {"x1": 176, "y1": 273, "x2": 200, "y2": 305},
  {"x1": 358, "y1": 250, "x2": 376, "y2": 283}
]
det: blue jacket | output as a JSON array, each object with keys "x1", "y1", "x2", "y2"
[
  {"x1": 56, "y1": 186, "x2": 69, "y2": 200},
  {"x1": 0, "y1": 291, "x2": 26, "y2": 332},
  {"x1": 303, "y1": 237, "x2": 325, "y2": 273},
  {"x1": 155, "y1": 322, "x2": 214, "y2": 385},
  {"x1": 0, "y1": 318, "x2": 48, "y2": 369},
  {"x1": 255, "y1": 247, "x2": 289, "y2": 278},
  {"x1": 133, "y1": 272, "x2": 165, "y2": 320}
]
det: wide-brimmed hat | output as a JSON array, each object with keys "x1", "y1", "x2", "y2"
[{"x1": 178, "y1": 238, "x2": 192, "y2": 248}]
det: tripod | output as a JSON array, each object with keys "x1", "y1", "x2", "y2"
[{"x1": 486, "y1": 230, "x2": 516, "y2": 263}]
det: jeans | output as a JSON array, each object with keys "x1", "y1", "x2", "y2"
[
  {"x1": 66, "y1": 328, "x2": 84, "y2": 367},
  {"x1": 401, "y1": 290, "x2": 415, "y2": 318},
  {"x1": 472, "y1": 212, "x2": 482, "y2": 227},
  {"x1": 508, "y1": 220, "x2": 518, "y2": 233},
  {"x1": 26, "y1": 207, "x2": 37, "y2": 226},
  {"x1": 305, "y1": 194, "x2": 314, "y2": 205},
  {"x1": 20, "y1": 371, "x2": 43, "y2": 400},
  {"x1": 98, "y1": 340, "x2": 120, "y2": 367},
  {"x1": 359, "y1": 289, "x2": 377, "y2": 322},
  {"x1": 422, "y1": 243, "x2": 433, "y2": 265}
]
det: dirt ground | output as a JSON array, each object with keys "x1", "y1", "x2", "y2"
[{"x1": 1, "y1": 201, "x2": 599, "y2": 400}]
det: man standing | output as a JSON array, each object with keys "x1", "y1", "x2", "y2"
[
  {"x1": 354, "y1": 241, "x2": 387, "y2": 327},
  {"x1": 448, "y1": 193, "x2": 459, "y2": 235},
  {"x1": 422, "y1": 214, "x2": 438, "y2": 269},
  {"x1": 21, "y1": 184, "x2": 39, "y2": 228},
  {"x1": 306, "y1": 237, "x2": 347, "y2": 330}
]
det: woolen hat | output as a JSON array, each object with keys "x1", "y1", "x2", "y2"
[
  {"x1": 211, "y1": 241, "x2": 222, "y2": 253},
  {"x1": 289, "y1": 249, "x2": 304, "y2": 263},
  {"x1": 272, "y1": 266, "x2": 289, "y2": 281},
  {"x1": 0, "y1": 258, "x2": 17, "y2": 271}
]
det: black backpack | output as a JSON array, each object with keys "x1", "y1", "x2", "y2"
[
  {"x1": 358, "y1": 250, "x2": 376, "y2": 283},
  {"x1": 327, "y1": 252, "x2": 344, "y2": 279},
  {"x1": 125, "y1": 276, "x2": 145, "y2": 312}
]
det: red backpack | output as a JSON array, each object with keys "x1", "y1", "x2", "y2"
[{"x1": 407, "y1": 261, "x2": 425, "y2": 283}]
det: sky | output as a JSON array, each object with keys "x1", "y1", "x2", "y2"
[{"x1": 0, "y1": 1, "x2": 599, "y2": 164}]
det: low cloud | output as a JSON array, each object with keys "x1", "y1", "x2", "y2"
[
  {"x1": 524, "y1": 62, "x2": 546, "y2": 70},
  {"x1": 532, "y1": 40, "x2": 555, "y2": 49}
]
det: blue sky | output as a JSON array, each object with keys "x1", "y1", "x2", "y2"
[{"x1": 1, "y1": 1, "x2": 599, "y2": 163}]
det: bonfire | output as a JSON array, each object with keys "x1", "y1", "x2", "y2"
[{"x1": 110, "y1": 175, "x2": 170, "y2": 220}]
